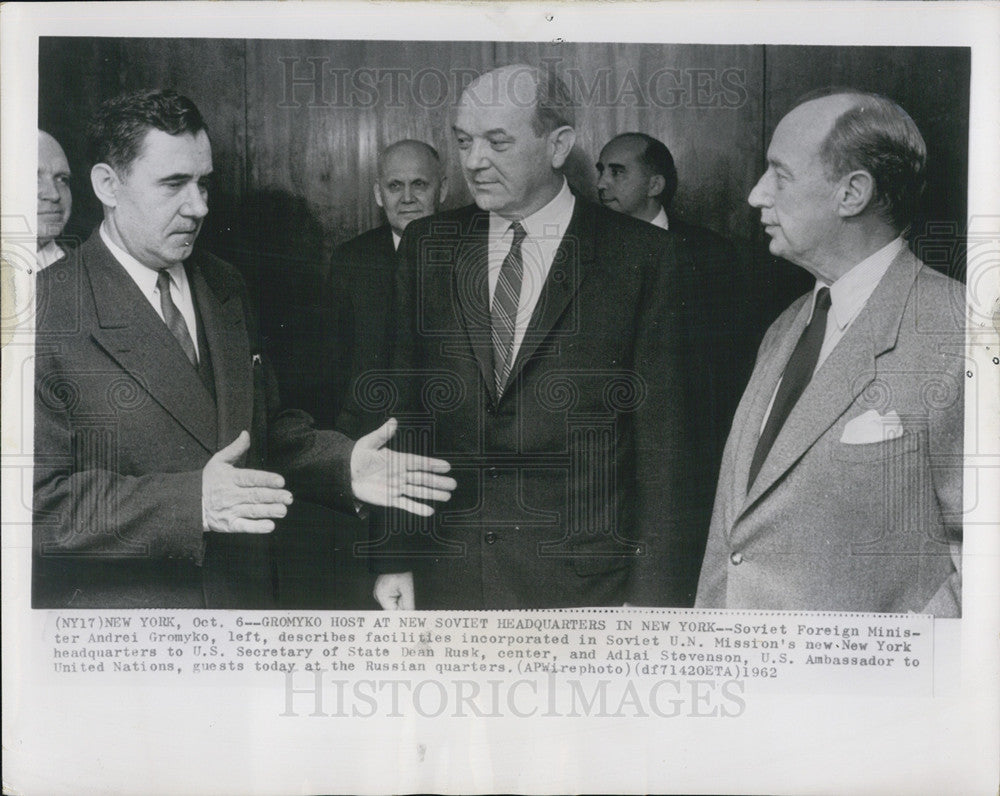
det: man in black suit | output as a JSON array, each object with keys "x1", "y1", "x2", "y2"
[
  {"x1": 36, "y1": 130, "x2": 73, "y2": 270},
  {"x1": 597, "y1": 132, "x2": 750, "y2": 519},
  {"x1": 371, "y1": 65, "x2": 696, "y2": 610},
  {"x1": 331, "y1": 139, "x2": 447, "y2": 437},
  {"x1": 32, "y1": 89, "x2": 456, "y2": 609}
]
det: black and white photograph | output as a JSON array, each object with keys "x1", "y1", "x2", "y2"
[{"x1": 3, "y1": 2, "x2": 998, "y2": 794}]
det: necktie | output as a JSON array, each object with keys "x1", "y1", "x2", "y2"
[
  {"x1": 747, "y1": 287, "x2": 831, "y2": 490},
  {"x1": 156, "y1": 269, "x2": 198, "y2": 366},
  {"x1": 490, "y1": 221, "x2": 526, "y2": 397}
]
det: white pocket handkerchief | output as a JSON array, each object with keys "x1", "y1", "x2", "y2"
[{"x1": 840, "y1": 409, "x2": 904, "y2": 444}]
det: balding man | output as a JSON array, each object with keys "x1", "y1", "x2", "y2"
[
  {"x1": 331, "y1": 139, "x2": 447, "y2": 437},
  {"x1": 37, "y1": 130, "x2": 73, "y2": 269},
  {"x1": 696, "y1": 91, "x2": 964, "y2": 615},
  {"x1": 597, "y1": 132, "x2": 748, "y2": 518},
  {"x1": 371, "y1": 65, "x2": 696, "y2": 610}
]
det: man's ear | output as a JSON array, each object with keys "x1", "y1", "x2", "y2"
[
  {"x1": 549, "y1": 126, "x2": 576, "y2": 170},
  {"x1": 90, "y1": 163, "x2": 120, "y2": 208},
  {"x1": 647, "y1": 173, "x2": 666, "y2": 200},
  {"x1": 374, "y1": 183, "x2": 385, "y2": 209},
  {"x1": 837, "y1": 170, "x2": 876, "y2": 218},
  {"x1": 437, "y1": 175, "x2": 449, "y2": 205}
]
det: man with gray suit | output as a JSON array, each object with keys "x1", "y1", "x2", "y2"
[
  {"x1": 33, "y1": 89, "x2": 455, "y2": 609},
  {"x1": 696, "y1": 90, "x2": 964, "y2": 616}
]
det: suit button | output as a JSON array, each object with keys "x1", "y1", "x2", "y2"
[
  {"x1": 485, "y1": 531, "x2": 498, "y2": 545},
  {"x1": 730, "y1": 551, "x2": 743, "y2": 565},
  {"x1": 487, "y1": 467, "x2": 499, "y2": 479}
]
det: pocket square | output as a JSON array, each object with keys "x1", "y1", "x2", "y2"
[{"x1": 840, "y1": 409, "x2": 904, "y2": 444}]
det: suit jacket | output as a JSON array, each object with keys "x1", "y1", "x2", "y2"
[
  {"x1": 32, "y1": 231, "x2": 355, "y2": 609},
  {"x1": 695, "y1": 249, "x2": 964, "y2": 615},
  {"x1": 370, "y1": 198, "x2": 700, "y2": 609},
  {"x1": 330, "y1": 223, "x2": 399, "y2": 438}
]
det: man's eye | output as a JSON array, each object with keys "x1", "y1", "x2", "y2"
[
  {"x1": 489, "y1": 140, "x2": 511, "y2": 151},
  {"x1": 455, "y1": 136, "x2": 471, "y2": 150},
  {"x1": 56, "y1": 175, "x2": 71, "y2": 186},
  {"x1": 413, "y1": 181, "x2": 427, "y2": 189}
]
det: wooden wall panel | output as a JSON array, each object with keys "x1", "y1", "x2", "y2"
[
  {"x1": 497, "y1": 42, "x2": 764, "y2": 243},
  {"x1": 244, "y1": 40, "x2": 493, "y2": 261}
]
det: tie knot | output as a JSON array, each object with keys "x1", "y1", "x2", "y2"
[
  {"x1": 509, "y1": 221, "x2": 526, "y2": 244},
  {"x1": 815, "y1": 286, "x2": 832, "y2": 312},
  {"x1": 156, "y1": 269, "x2": 173, "y2": 292}
]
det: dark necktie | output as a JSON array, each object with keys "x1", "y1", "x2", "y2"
[
  {"x1": 747, "y1": 287, "x2": 832, "y2": 490},
  {"x1": 157, "y1": 269, "x2": 198, "y2": 366},
  {"x1": 490, "y1": 221, "x2": 526, "y2": 397}
]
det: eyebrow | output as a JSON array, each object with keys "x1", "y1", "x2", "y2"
[
  {"x1": 157, "y1": 171, "x2": 212, "y2": 183},
  {"x1": 451, "y1": 126, "x2": 512, "y2": 137}
]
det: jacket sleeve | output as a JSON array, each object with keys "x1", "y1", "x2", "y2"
[{"x1": 33, "y1": 348, "x2": 206, "y2": 564}]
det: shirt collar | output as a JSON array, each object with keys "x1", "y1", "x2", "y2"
[
  {"x1": 488, "y1": 179, "x2": 575, "y2": 240},
  {"x1": 649, "y1": 206, "x2": 669, "y2": 230},
  {"x1": 812, "y1": 237, "x2": 906, "y2": 330},
  {"x1": 100, "y1": 222, "x2": 187, "y2": 295},
  {"x1": 36, "y1": 240, "x2": 65, "y2": 269},
  {"x1": 391, "y1": 230, "x2": 402, "y2": 251}
]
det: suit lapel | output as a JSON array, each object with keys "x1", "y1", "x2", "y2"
[
  {"x1": 451, "y1": 209, "x2": 497, "y2": 402},
  {"x1": 727, "y1": 297, "x2": 811, "y2": 509},
  {"x1": 84, "y1": 234, "x2": 218, "y2": 453},
  {"x1": 189, "y1": 259, "x2": 253, "y2": 448},
  {"x1": 737, "y1": 249, "x2": 920, "y2": 518},
  {"x1": 505, "y1": 198, "x2": 594, "y2": 390}
]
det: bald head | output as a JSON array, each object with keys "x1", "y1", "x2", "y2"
[
  {"x1": 38, "y1": 130, "x2": 72, "y2": 249},
  {"x1": 454, "y1": 65, "x2": 576, "y2": 219},
  {"x1": 749, "y1": 91, "x2": 925, "y2": 279},
  {"x1": 374, "y1": 139, "x2": 447, "y2": 236}
]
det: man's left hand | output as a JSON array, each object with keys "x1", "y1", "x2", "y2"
[{"x1": 350, "y1": 418, "x2": 457, "y2": 516}]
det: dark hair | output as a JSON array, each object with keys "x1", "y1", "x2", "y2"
[
  {"x1": 88, "y1": 89, "x2": 208, "y2": 173},
  {"x1": 799, "y1": 89, "x2": 926, "y2": 232},
  {"x1": 608, "y1": 132, "x2": 679, "y2": 209}
]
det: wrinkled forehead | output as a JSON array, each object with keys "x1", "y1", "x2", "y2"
[
  {"x1": 38, "y1": 132, "x2": 70, "y2": 170},
  {"x1": 380, "y1": 147, "x2": 439, "y2": 180},
  {"x1": 600, "y1": 137, "x2": 645, "y2": 166}
]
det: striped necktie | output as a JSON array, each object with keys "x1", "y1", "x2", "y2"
[
  {"x1": 156, "y1": 269, "x2": 198, "y2": 366},
  {"x1": 490, "y1": 221, "x2": 527, "y2": 398}
]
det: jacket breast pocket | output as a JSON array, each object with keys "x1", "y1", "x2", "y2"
[{"x1": 832, "y1": 429, "x2": 922, "y2": 463}]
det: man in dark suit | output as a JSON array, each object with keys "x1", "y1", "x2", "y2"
[
  {"x1": 371, "y1": 65, "x2": 696, "y2": 610},
  {"x1": 332, "y1": 139, "x2": 447, "y2": 437},
  {"x1": 32, "y1": 89, "x2": 456, "y2": 609},
  {"x1": 696, "y1": 91, "x2": 963, "y2": 615},
  {"x1": 597, "y1": 131, "x2": 749, "y2": 539},
  {"x1": 281, "y1": 141, "x2": 448, "y2": 608},
  {"x1": 37, "y1": 129, "x2": 73, "y2": 270}
]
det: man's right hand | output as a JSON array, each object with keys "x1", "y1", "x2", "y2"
[
  {"x1": 202, "y1": 431, "x2": 292, "y2": 533},
  {"x1": 373, "y1": 572, "x2": 415, "y2": 610}
]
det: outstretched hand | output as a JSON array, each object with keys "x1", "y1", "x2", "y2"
[
  {"x1": 202, "y1": 431, "x2": 292, "y2": 533},
  {"x1": 350, "y1": 418, "x2": 457, "y2": 516}
]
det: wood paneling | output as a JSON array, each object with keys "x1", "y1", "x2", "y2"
[{"x1": 498, "y1": 42, "x2": 764, "y2": 243}]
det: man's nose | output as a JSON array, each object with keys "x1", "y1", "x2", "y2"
[
  {"x1": 747, "y1": 173, "x2": 770, "y2": 208},
  {"x1": 595, "y1": 171, "x2": 610, "y2": 191},
  {"x1": 38, "y1": 175, "x2": 60, "y2": 202},
  {"x1": 182, "y1": 184, "x2": 209, "y2": 218},
  {"x1": 463, "y1": 139, "x2": 490, "y2": 170},
  {"x1": 401, "y1": 184, "x2": 415, "y2": 203}
]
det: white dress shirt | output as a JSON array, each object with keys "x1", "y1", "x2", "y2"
[
  {"x1": 760, "y1": 237, "x2": 906, "y2": 432},
  {"x1": 36, "y1": 240, "x2": 65, "y2": 270},
  {"x1": 487, "y1": 179, "x2": 576, "y2": 365},
  {"x1": 100, "y1": 223, "x2": 200, "y2": 359},
  {"x1": 649, "y1": 206, "x2": 669, "y2": 230}
]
